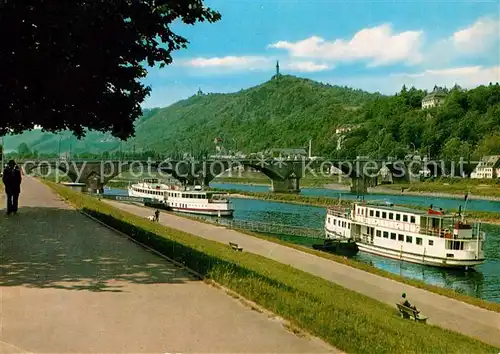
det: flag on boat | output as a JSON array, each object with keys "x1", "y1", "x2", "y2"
[{"x1": 464, "y1": 192, "x2": 469, "y2": 201}]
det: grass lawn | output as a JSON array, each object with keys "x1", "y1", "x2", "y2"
[
  {"x1": 44, "y1": 180, "x2": 499, "y2": 354},
  {"x1": 208, "y1": 188, "x2": 500, "y2": 313}
]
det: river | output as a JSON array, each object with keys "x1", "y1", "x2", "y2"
[{"x1": 105, "y1": 185, "x2": 500, "y2": 304}]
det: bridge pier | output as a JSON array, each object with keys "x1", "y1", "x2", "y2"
[
  {"x1": 85, "y1": 177, "x2": 105, "y2": 194},
  {"x1": 350, "y1": 176, "x2": 367, "y2": 195},
  {"x1": 271, "y1": 177, "x2": 300, "y2": 193}
]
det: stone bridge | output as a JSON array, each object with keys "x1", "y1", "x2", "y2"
[{"x1": 18, "y1": 158, "x2": 480, "y2": 195}]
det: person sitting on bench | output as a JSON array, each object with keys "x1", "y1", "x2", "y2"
[{"x1": 400, "y1": 293, "x2": 417, "y2": 311}]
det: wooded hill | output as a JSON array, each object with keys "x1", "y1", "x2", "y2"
[{"x1": 3, "y1": 75, "x2": 500, "y2": 160}]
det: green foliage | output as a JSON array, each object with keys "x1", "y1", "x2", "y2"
[
  {"x1": 0, "y1": 1, "x2": 220, "y2": 139},
  {"x1": 4, "y1": 78, "x2": 500, "y2": 160},
  {"x1": 340, "y1": 84, "x2": 500, "y2": 159},
  {"x1": 46, "y1": 180, "x2": 499, "y2": 353},
  {"x1": 126, "y1": 75, "x2": 381, "y2": 155},
  {"x1": 17, "y1": 142, "x2": 31, "y2": 157}
]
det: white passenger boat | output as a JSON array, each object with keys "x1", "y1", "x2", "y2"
[
  {"x1": 128, "y1": 178, "x2": 234, "y2": 217},
  {"x1": 324, "y1": 201, "x2": 486, "y2": 269}
]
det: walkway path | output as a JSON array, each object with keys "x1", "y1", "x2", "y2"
[
  {"x1": 105, "y1": 200, "x2": 500, "y2": 348},
  {"x1": 0, "y1": 177, "x2": 336, "y2": 353}
]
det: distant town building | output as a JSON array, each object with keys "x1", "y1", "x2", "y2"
[
  {"x1": 471, "y1": 155, "x2": 500, "y2": 179},
  {"x1": 421, "y1": 88, "x2": 447, "y2": 109},
  {"x1": 268, "y1": 148, "x2": 307, "y2": 158}
]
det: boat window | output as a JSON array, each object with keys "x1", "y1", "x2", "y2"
[
  {"x1": 403, "y1": 215, "x2": 408, "y2": 222},
  {"x1": 376, "y1": 230, "x2": 381, "y2": 237},
  {"x1": 398, "y1": 234, "x2": 404, "y2": 241},
  {"x1": 396, "y1": 214, "x2": 401, "y2": 221},
  {"x1": 388, "y1": 213, "x2": 393, "y2": 220},
  {"x1": 376, "y1": 211, "x2": 380, "y2": 217},
  {"x1": 446, "y1": 253, "x2": 454, "y2": 258},
  {"x1": 410, "y1": 216, "x2": 416, "y2": 223},
  {"x1": 348, "y1": 223, "x2": 350, "y2": 229},
  {"x1": 446, "y1": 240, "x2": 464, "y2": 250},
  {"x1": 333, "y1": 219, "x2": 336, "y2": 225},
  {"x1": 416, "y1": 237, "x2": 423, "y2": 245},
  {"x1": 390, "y1": 233, "x2": 396, "y2": 240},
  {"x1": 406, "y1": 236, "x2": 412, "y2": 243},
  {"x1": 383, "y1": 231, "x2": 388, "y2": 238},
  {"x1": 382, "y1": 212, "x2": 387, "y2": 219},
  {"x1": 428, "y1": 240, "x2": 434, "y2": 246},
  {"x1": 369, "y1": 210, "x2": 374, "y2": 216}
]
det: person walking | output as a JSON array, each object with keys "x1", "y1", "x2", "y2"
[{"x1": 2, "y1": 160, "x2": 22, "y2": 215}]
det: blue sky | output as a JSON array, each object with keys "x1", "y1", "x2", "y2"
[{"x1": 142, "y1": 0, "x2": 500, "y2": 108}]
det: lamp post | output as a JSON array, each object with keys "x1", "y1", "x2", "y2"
[
  {"x1": 410, "y1": 142, "x2": 416, "y2": 156},
  {"x1": 1, "y1": 136, "x2": 4, "y2": 170},
  {"x1": 232, "y1": 138, "x2": 238, "y2": 155},
  {"x1": 58, "y1": 135, "x2": 62, "y2": 159}
]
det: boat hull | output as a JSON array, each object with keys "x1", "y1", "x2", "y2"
[
  {"x1": 356, "y1": 242, "x2": 485, "y2": 269},
  {"x1": 313, "y1": 240, "x2": 359, "y2": 257},
  {"x1": 170, "y1": 207, "x2": 234, "y2": 217}
]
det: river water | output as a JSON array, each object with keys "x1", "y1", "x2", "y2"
[{"x1": 105, "y1": 184, "x2": 500, "y2": 304}]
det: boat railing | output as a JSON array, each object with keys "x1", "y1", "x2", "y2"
[
  {"x1": 327, "y1": 206, "x2": 350, "y2": 218},
  {"x1": 418, "y1": 226, "x2": 482, "y2": 240},
  {"x1": 209, "y1": 198, "x2": 229, "y2": 204}
]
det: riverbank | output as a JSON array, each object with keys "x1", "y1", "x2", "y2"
[
  {"x1": 43, "y1": 180, "x2": 500, "y2": 351},
  {"x1": 45, "y1": 179, "x2": 500, "y2": 312},
  {"x1": 214, "y1": 179, "x2": 500, "y2": 202},
  {"x1": 221, "y1": 189, "x2": 500, "y2": 226}
]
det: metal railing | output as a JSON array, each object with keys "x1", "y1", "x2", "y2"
[{"x1": 224, "y1": 219, "x2": 324, "y2": 239}]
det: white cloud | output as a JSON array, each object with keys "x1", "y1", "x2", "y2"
[
  {"x1": 283, "y1": 61, "x2": 331, "y2": 72},
  {"x1": 324, "y1": 65, "x2": 500, "y2": 94},
  {"x1": 269, "y1": 24, "x2": 423, "y2": 66},
  {"x1": 182, "y1": 56, "x2": 271, "y2": 70},
  {"x1": 178, "y1": 55, "x2": 332, "y2": 74},
  {"x1": 452, "y1": 17, "x2": 499, "y2": 53}
]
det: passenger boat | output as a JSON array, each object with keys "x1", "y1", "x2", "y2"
[
  {"x1": 128, "y1": 179, "x2": 234, "y2": 217},
  {"x1": 324, "y1": 201, "x2": 486, "y2": 269}
]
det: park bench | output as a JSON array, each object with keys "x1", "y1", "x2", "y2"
[
  {"x1": 229, "y1": 242, "x2": 243, "y2": 251},
  {"x1": 396, "y1": 303, "x2": 428, "y2": 324}
]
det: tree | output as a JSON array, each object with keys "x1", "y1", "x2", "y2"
[
  {"x1": 0, "y1": 1, "x2": 221, "y2": 139},
  {"x1": 17, "y1": 142, "x2": 31, "y2": 157}
]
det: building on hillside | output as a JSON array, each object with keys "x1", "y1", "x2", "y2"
[
  {"x1": 470, "y1": 155, "x2": 500, "y2": 179},
  {"x1": 335, "y1": 125, "x2": 360, "y2": 150},
  {"x1": 421, "y1": 88, "x2": 447, "y2": 109}
]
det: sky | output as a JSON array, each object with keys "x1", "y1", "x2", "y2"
[{"x1": 141, "y1": 0, "x2": 500, "y2": 108}]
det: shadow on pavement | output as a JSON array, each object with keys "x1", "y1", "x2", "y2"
[{"x1": 0, "y1": 207, "x2": 194, "y2": 292}]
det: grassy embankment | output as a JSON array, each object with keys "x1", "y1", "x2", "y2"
[
  {"x1": 198, "y1": 188, "x2": 500, "y2": 313},
  {"x1": 44, "y1": 180, "x2": 498, "y2": 353},
  {"x1": 383, "y1": 177, "x2": 500, "y2": 198}
]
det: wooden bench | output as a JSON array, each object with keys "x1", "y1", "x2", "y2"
[
  {"x1": 396, "y1": 303, "x2": 428, "y2": 324},
  {"x1": 229, "y1": 242, "x2": 243, "y2": 251}
]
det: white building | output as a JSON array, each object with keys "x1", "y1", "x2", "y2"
[
  {"x1": 335, "y1": 125, "x2": 360, "y2": 150},
  {"x1": 422, "y1": 89, "x2": 447, "y2": 109},
  {"x1": 471, "y1": 155, "x2": 500, "y2": 179}
]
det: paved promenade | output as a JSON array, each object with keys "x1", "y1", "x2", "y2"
[
  {"x1": 0, "y1": 178, "x2": 336, "y2": 353},
  {"x1": 105, "y1": 200, "x2": 500, "y2": 348}
]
